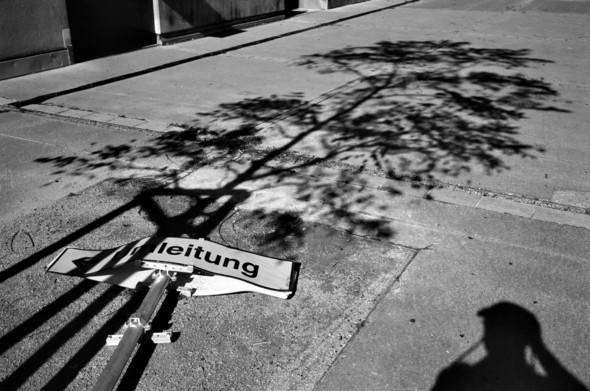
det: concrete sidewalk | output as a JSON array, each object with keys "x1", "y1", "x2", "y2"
[{"x1": 0, "y1": 0, "x2": 589, "y2": 390}]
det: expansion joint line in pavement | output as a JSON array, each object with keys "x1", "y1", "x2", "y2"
[
  {"x1": 313, "y1": 248, "x2": 420, "y2": 389},
  {"x1": 8, "y1": 0, "x2": 420, "y2": 109}
]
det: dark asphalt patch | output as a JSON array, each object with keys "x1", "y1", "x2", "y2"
[{"x1": 0, "y1": 178, "x2": 414, "y2": 391}]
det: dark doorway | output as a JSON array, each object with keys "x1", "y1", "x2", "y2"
[{"x1": 65, "y1": 0, "x2": 157, "y2": 62}]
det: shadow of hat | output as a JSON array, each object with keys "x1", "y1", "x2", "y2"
[{"x1": 478, "y1": 301, "x2": 541, "y2": 338}]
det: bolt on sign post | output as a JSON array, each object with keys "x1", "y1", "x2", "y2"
[{"x1": 46, "y1": 237, "x2": 299, "y2": 391}]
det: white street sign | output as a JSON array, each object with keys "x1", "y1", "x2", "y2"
[{"x1": 47, "y1": 237, "x2": 297, "y2": 297}]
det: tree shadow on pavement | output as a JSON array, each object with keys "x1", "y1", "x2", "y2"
[
  {"x1": 0, "y1": 184, "x2": 248, "y2": 390},
  {"x1": 37, "y1": 40, "x2": 567, "y2": 231},
  {"x1": 431, "y1": 302, "x2": 588, "y2": 391},
  {"x1": 12, "y1": 39, "x2": 569, "y2": 389}
]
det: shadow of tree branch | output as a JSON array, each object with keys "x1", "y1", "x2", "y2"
[
  {"x1": 38, "y1": 40, "x2": 567, "y2": 191},
  {"x1": 34, "y1": 41, "x2": 569, "y2": 241}
]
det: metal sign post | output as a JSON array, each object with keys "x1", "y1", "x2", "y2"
[
  {"x1": 46, "y1": 237, "x2": 298, "y2": 391},
  {"x1": 93, "y1": 270, "x2": 171, "y2": 391}
]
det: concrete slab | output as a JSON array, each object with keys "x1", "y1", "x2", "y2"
[
  {"x1": 552, "y1": 190, "x2": 590, "y2": 209},
  {"x1": 81, "y1": 112, "x2": 119, "y2": 123},
  {"x1": 476, "y1": 196, "x2": 536, "y2": 218},
  {"x1": 135, "y1": 120, "x2": 179, "y2": 133},
  {"x1": 532, "y1": 207, "x2": 590, "y2": 229},
  {"x1": 317, "y1": 233, "x2": 590, "y2": 390},
  {"x1": 22, "y1": 104, "x2": 69, "y2": 115},
  {"x1": 106, "y1": 117, "x2": 147, "y2": 127},
  {"x1": 58, "y1": 109, "x2": 94, "y2": 119},
  {"x1": 316, "y1": 187, "x2": 590, "y2": 391},
  {"x1": 427, "y1": 189, "x2": 481, "y2": 208}
]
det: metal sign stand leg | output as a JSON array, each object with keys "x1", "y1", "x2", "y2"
[
  {"x1": 93, "y1": 270, "x2": 171, "y2": 391},
  {"x1": 58, "y1": 237, "x2": 296, "y2": 391}
]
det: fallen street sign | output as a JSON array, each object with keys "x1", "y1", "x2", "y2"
[
  {"x1": 47, "y1": 237, "x2": 298, "y2": 297},
  {"x1": 47, "y1": 237, "x2": 300, "y2": 391}
]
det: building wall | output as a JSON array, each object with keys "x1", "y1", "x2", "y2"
[
  {"x1": 155, "y1": 0, "x2": 285, "y2": 36},
  {"x1": 296, "y1": 0, "x2": 369, "y2": 10},
  {"x1": 0, "y1": 0, "x2": 71, "y2": 80},
  {"x1": 65, "y1": 0, "x2": 156, "y2": 62},
  {"x1": 0, "y1": 0, "x2": 369, "y2": 80},
  {"x1": 326, "y1": 0, "x2": 369, "y2": 8}
]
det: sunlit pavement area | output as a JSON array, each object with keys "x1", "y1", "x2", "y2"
[{"x1": 1, "y1": 0, "x2": 589, "y2": 389}]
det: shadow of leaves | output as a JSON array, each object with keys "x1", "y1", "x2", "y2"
[{"x1": 35, "y1": 40, "x2": 567, "y2": 243}]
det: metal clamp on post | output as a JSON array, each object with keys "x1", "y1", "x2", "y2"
[
  {"x1": 139, "y1": 260, "x2": 194, "y2": 274},
  {"x1": 126, "y1": 315, "x2": 151, "y2": 330},
  {"x1": 93, "y1": 270, "x2": 171, "y2": 391},
  {"x1": 106, "y1": 331, "x2": 172, "y2": 346}
]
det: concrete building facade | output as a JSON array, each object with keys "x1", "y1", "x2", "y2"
[
  {"x1": 0, "y1": 0, "x2": 369, "y2": 80},
  {"x1": 0, "y1": 0, "x2": 73, "y2": 80}
]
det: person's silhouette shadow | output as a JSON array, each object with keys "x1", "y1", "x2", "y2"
[{"x1": 432, "y1": 302, "x2": 587, "y2": 391}]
